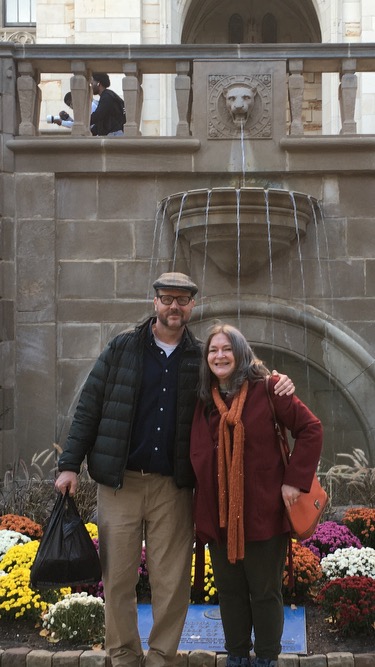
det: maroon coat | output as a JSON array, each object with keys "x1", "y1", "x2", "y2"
[{"x1": 190, "y1": 376, "x2": 323, "y2": 544}]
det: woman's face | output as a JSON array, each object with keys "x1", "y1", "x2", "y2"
[{"x1": 207, "y1": 333, "x2": 236, "y2": 385}]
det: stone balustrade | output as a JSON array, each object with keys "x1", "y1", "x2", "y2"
[{"x1": 1, "y1": 42, "x2": 375, "y2": 138}]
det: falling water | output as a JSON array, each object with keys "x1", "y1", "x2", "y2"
[
  {"x1": 240, "y1": 120, "x2": 246, "y2": 187},
  {"x1": 147, "y1": 198, "x2": 169, "y2": 298},
  {"x1": 199, "y1": 189, "x2": 212, "y2": 321},
  {"x1": 236, "y1": 188, "x2": 242, "y2": 325},
  {"x1": 264, "y1": 189, "x2": 274, "y2": 295},
  {"x1": 310, "y1": 197, "x2": 333, "y2": 307},
  {"x1": 290, "y1": 190, "x2": 310, "y2": 390},
  {"x1": 172, "y1": 192, "x2": 187, "y2": 270},
  {"x1": 308, "y1": 195, "x2": 325, "y2": 295}
]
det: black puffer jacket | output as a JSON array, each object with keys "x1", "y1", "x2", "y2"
[{"x1": 58, "y1": 318, "x2": 202, "y2": 489}]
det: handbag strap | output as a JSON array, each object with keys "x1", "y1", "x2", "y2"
[
  {"x1": 265, "y1": 376, "x2": 290, "y2": 468},
  {"x1": 265, "y1": 376, "x2": 295, "y2": 590}
]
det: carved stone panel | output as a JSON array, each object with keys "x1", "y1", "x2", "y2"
[{"x1": 208, "y1": 74, "x2": 272, "y2": 139}]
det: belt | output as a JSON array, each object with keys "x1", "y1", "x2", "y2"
[{"x1": 126, "y1": 468, "x2": 152, "y2": 476}]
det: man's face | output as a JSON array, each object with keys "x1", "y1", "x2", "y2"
[
  {"x1": 91, "y1": 78, "x2": 100, "y2": 95},
  {"x1": 154, "y1": 289, "x2": 195, "y2": 331}
]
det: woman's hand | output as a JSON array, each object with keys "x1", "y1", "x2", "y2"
[
  {"x1": 272, "y1": 370, "x2": 295, "y2": 396},
  {"x1": 281, "y1": 483, "x2": 301, "y2": 509},
  {"x1": 55, "y1": 470, "x2": 78, "y2": 496}
]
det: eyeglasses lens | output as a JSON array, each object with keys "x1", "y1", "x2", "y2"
[{"x1": 159, "y1": 295, "x2": 190, "y2": 306}]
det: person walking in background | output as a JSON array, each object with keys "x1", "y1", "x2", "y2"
[
  {"x1": 55, "y1": 274, "x2": 294, "y2": 667},
  {"x1": 50, "y1": 91, "x2": 99, "y2": 128},
  {"x1": 90, "y1": 72, "x2": 126, "y2": 136},
  {"x1": 190, "y1": 323, "x2": 323, "y2": 667}
]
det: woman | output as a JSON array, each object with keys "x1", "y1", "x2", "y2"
[{"x1": 190, "y1": 323, "x2": 323, "y2": 667}]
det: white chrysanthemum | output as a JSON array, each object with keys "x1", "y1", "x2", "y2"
[
  {"x1": 0, "y1": 530, "x2": 31, "y2": 560},
  {"x1": 321, "y1": 546, "x2": 375, "y2": 579}
]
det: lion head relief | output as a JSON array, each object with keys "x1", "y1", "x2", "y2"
[{"x1": 222, "y1": 83, "x2": 258, "y2": 126}]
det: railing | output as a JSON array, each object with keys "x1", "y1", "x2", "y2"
[{"x1": 2, "y1": 42, "x2": 375, "y2": 137}]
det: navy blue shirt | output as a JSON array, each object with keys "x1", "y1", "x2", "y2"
[{"x1": 127, "y1": 324, "x2": 186, "y2": 475}]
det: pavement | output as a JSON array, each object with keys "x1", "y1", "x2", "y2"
[{"x1": 1, "y1": 649, "x2": 375, "y2": 667}]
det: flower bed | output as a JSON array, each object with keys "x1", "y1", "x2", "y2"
[{"x1": 1, "y1": 510, "x2": 375, "y2": 645}]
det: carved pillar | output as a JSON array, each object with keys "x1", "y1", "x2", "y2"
[
  {"x1": 70, "y1": 61, "x2": 91, "y2": 137},
  {"x1": 288, "y1": 59, "x2": 304, "y2": 136},
  {"x1": 175, "y1": 61, "x2": 192, "y2": 137},
  {"x1": 17, "y1": 62, "x2": 39, "y2": 136},
  {"x1": 339, "y1": 59, "x2": 357, "y2": 135},
  {"x1": 123, "y1": 62, "x2": 143, "y2": 137}
]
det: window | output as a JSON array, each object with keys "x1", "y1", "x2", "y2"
[
  {"x1": 228, "y1": 14, "x2": 244, "y2": 44},
  {"x1": 5, "y1": 0, "x2": 36, "y2": 26},
  {"x1": 262, "y1": 13, "x2": 277, "y2": 43}
]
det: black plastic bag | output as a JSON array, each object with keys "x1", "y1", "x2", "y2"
[{"x1": 30, "y1": 491, "x2": 102, "y2": 588}]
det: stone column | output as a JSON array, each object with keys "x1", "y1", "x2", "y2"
[
  {"x1": 175, "y1": 61, "x2": 192, "y2": 137},
  {"x1": 17, "y1": 62, "x2": 40, "y2": 136},
  {"x1": 123, "y1": 62, "x2": 143, "y2": 136},
  {"x1": 70, "y1": 61, "x2": 91, "y2": 137},
  {"x1": 288, "y1": 59, "x2": 304, "y2": 136},
  {"x1": 339, "y1": 59, "x2": 357, "y2": 134}
]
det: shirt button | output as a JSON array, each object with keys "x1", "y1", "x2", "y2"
[
  {"x1": 160, "y1": 407, "x2": 164, "y2": 411},
  {"x1": 157, "y1": 427, "x2": 161, "y2": 431},
  {"x1": 165, "y1": 369, "x2": 168, "y2": 373},
  {"x1": 154, "y1": 447, "x2": 159, "y2": 451},
  {"x1": 163, "y1": 388, "x2": 166, "y2": 392}
]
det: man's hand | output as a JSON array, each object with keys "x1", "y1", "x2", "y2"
[
  {"x1": 272, "y1": 370, "x2": 295, "y2": 396},
  {"x1": 55, "y1": 470, "x2": 78, "y2": 496},
  {"x1": 53, "y1": 118, "x2": 62, "y2": 126}
]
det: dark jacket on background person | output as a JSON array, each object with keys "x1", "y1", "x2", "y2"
[
  {"x1": 90, "y1": 89, "x2": 126, "y2": 136},
  {"x1": 58, "y1": 317, "x2": 202, "y2": 489}
]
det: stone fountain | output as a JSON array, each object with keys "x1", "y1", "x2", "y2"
[{"x1": 162, "y1": 187, "x2": 318, "y2": 277}]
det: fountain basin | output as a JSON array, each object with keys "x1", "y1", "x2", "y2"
[{"x1": 163, "y1": 187, "x2": 318, "y2": 276}]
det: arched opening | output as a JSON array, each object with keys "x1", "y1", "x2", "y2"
[
  {"x1": 228, "y1": 13, "x2": 244, "y2": 44},
  {"x1": 190, "y1": 299, "x2": 375, "y2": 471},
  {"x1": 182, "y1": 0, "x2": 321, "y2": 44},
  {"x1": 262, "y1": 13, "x2": 277, "y2": 43}
]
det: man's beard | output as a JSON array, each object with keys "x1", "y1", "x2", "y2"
[{"x1": 157, "y1": 309, "x2": 187, "y2": 329}]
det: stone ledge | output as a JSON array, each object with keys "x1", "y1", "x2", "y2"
[{"x1": 0, "y1": 650, "x2": 374, "y2": 667}]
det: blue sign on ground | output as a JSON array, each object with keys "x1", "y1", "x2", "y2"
[{"x1": 137, "y1": 605, "x2": 306, "y2": 654}]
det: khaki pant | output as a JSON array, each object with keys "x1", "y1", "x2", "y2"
[{"x1": 97, "y1": 471, "x2": 194, "y2": 667}]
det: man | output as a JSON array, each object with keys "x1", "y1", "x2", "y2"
[
  {"x1": 51, "y1": 92, "x2": 99, "y2": 129},
  {"x1": 55, "y1": 271, "x2": 294, "y2": 667},
  {"x1": 90, "y1": 72, "x2": 126, "y2": 136}
]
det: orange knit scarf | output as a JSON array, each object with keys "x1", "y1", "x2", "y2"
[{"x1": 212, "y1": 380, "x2": 248, "y2": 564}]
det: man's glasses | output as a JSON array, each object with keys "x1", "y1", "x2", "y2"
[{"x1": 157, "y1": 295, "x2": 192, "y2": 306}]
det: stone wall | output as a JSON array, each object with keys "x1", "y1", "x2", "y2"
[{"x1": 1, "y1": 48, "x2": 375, "y2": 477}]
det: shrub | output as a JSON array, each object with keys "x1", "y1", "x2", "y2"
[
  {"x1": 42, "y1": 592, "x2": 105, "y2": 643},
  {"x1": 318, "y1": 575, "x2": 375, "y2": 636},
  {"x1": 0, "y1": 566, "x2": 48, "y2": 620},
  {"x1": 302, "y1": 521, "x2": 362, "y2": 559},
  {"x1": 0, "y1": 514, "x2": 42, "y2": 539},
  {"x1": 321, "y1": 546, "x2": 375, "y2": 580},
  {"x1": 283, "y1": 541, "x2": 322, "y2": 600},
  {"x1": 342, "y1": 507, "x2": 375, "y2": 549},
  {"x1": 0, "y1": 540, "x2": 40, "y2": 573},
  {"x1": 0, "y1": 530, "x2": 31, "y2": 560},
  {"x1": 191, "y1": 547, "x2": 218, "y2": 604},
  {"x1": 136, "y1": 545, "x2": 151, "y2": 601}
]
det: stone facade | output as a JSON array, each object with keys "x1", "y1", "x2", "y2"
[{"x1": 1, "y1": 6, "x2": 375, "y2": 479}]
